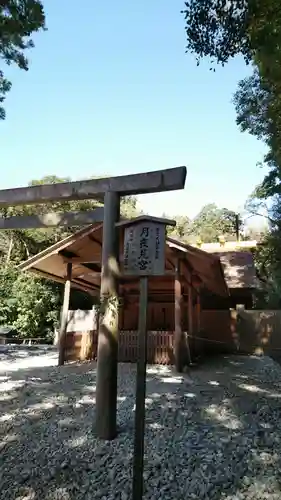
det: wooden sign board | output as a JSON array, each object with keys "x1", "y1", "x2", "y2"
[{"x1": 123, "y1": 221, "x2": 166, "y2": 276}]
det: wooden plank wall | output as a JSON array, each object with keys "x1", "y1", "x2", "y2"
[
  {"x1": 198, "y1": 309, "x2": 281, "y2": 358},
  {"x1": 233, "y1": 309, "x2": 281, "y2": 358},
  {"x1": 64, "y1": 330, "x2": 175, "y2": 364},
  {"x1": 120, "y1": 303, "x2": 176, "y2": 331},
  {"x1": 120, "y1": 301, "x2": 193, "y2": 331},
  {"x1": 200, "y1": 310, "x2": 235, "y2": 354}
]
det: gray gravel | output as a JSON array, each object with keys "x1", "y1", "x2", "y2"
[{"x1": 1, "y1": 350, "x2": 281, "y2": 499}]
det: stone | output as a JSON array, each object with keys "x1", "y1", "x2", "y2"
[{"x1": 2, "y1": 353, "x2": 281, "y2": 499}]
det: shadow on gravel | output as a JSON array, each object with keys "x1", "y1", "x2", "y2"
[
  {"x1": 143, "y1": 355, "x2": 281, "y2": 499},
  {"x1": 0, "y1": 344, "x2": 57, "y2": 363},
  {"x1": 1, "y1": 355, "x2": 281, "y2": 499}
]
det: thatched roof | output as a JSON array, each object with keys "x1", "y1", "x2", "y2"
[
  {"x1": 190, "y1": 241, "x2": 258, "y2": 289},
  {"x1": 213, "y1": 251, "x2": 258, "y2": 289}
]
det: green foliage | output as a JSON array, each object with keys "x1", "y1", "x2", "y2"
[
  {"x1": 183, "y1": 2, "x2": 281, "y2": 195},
  {"x1": 12, "y1": 273, "x2": 60, "y2": 338},
  {"x1": 183, "y1": 0, "x2": 281, "y2": 306},
  {"x1": 120, "y1": 195, "x2": 143, "y2": 219},
  {"x1": 164, "y1": 206, "x2": 240, "y2": 243},
  {"x1": 0, "y1": 0, "x2": 46, "y2": 119},
  {"x1": 183, "y1": 1, "x2": 281, "y2": 200},
  {"x1": 182, "y1": 1, "x2": 281, "y2": 68},
  {"x1": 182, "y1": 0, "x2": 252, "y2": 66},
  {"x1": 0, "y1": 265, "x2": 61, "y2": 338},
  {"x1": 252, "y1": 230, "x2": 281, "y2": 308},
  {"x1": 188, "y1": 204, "x2": 241, "y2": 243},
  {"x1": 234, "y1": 69, "x2": 281, "y2": 199},
  {"x1": 0, "y1": 265, "x2": 18, "y2": 324},
  {"x1": 164, "y1": 214, "x2": 191, "y2": 239}
]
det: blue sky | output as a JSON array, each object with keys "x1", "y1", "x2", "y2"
[{"x1": 0, "y1": 0, "x2": 267, "y2": 220}]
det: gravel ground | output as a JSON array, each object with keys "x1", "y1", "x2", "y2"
[{"x1": 1, "y1": 349, "x2": 281, "y2": 499}]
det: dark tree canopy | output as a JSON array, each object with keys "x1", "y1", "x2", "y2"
[
  {"x1": 182, "y1": 0, "x2": 281, "y2": 68},
  {"x1": 164, "y1": 204, "x2": 242, "y2": 243},
  {"x1": 188, "y1": 203, "x2": 242, "y2": 243},
  {"x1": 183, "y1": 0, "x2": 252, "y2": 65},
  {"x1": 234, "y1": 70, "x2": 281, "y2": 199},
  {"x1": 0, "y1": 0, "x2": 45, "y2": 119},
  {"x1": 183, "y1": 0, "x2": 281, "y2": 306}
]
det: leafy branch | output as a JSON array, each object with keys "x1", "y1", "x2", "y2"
[{"x1": 0, "y1": 0, "x2": 46, "y2": 119}]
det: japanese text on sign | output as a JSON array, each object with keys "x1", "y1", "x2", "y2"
[
  {"x1": 138, "y1": 226, "x2": 150, "y2": 272},
  {"x1": 123, "y1": 222, "x2": 165, "y2": 276}
]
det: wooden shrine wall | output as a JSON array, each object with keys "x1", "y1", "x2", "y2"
[
  {"x1": 120, "y1": 301, "x2": 191, "y2": 331},
  {"x1": 64, "y1": 330, "x2": 175, "y2": 365}
]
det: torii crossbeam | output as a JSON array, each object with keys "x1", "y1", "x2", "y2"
[{"x1": 0, "y1": 167, "x2": 186, "y2": 206}]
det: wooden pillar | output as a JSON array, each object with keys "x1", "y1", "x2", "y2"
[
  {"x1": 183, "y1": 270, "x2": 193, "y2": 366},
  {"x1": 174, "y1": 258, "x2": 184, "y2": 372},
  {"x1": 88, "y1": 305, "x2": 97, "y2": 360},
  {"x1": 95, "y1": 191, "x2": 120, "y2": 440},
  {"x1": 196, "y1": 286, "x2": 201, "y2": 332},
  {"x1": 58, "y1": 262, "x2": 72, "y2": 366},
  {"x1": 188, "y1": 278, "x2": 193, "y2": 336}
]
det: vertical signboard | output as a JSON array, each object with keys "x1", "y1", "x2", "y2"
[{"x1": 123, "y1": 221, "x2": 165, "y2": 277}]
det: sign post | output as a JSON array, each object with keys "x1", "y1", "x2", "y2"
[
  {"x1": 133, "y1": 274, "x2": 148, "y2": 500},
  {"x1": 117, "y1": 215, "x2": 175, "y2": 500}
]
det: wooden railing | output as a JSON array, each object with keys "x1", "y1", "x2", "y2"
[{"x1": 64, "y1": 330, "x2": 175, "y2": 364}]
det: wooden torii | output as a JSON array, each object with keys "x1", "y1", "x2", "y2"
[{"x1": 0, "y1": 167, "x2": 187, "y2": 439}]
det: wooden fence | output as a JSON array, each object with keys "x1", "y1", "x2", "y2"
[
  {"x1": 200, "y1": 310, "x2": 236, "y2": 354},
  {"x1": 65, "y1": 330, "x2": 175, "y2": 364},
  {"x1": 64, "y1": 310, "x2": 281, "y2": 364},
  {"x1": 201, "y1": 309, "x2": 281, "y2": 357},
  {"x1": 234, "y1": 309, "x2": 281, "y2": 357}
]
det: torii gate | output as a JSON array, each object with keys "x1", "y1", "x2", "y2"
[{"x1": 0, "y1": 166, "x2": 187, "y2": 439}]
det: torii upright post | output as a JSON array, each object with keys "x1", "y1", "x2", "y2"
[{"x1": 95, "y1": 192, "x2": 120, "y2": 440}]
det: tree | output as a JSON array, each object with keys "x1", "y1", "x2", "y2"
[
  {"x1": 164, "y1": 214, "x2": 191, "y2": 240},
  {"x1": 233, "y1": 69, "x2": 281, "y2": 200},
  {"x1": 183, "y1": 1, "x2": 281, "y2": 198},
  {"x1": 188, "y1": 204, "x2": 242, "y2": 243},
  {"x1": 0, "y1": 0, "x2": 45, "y2": 119},
  {"x1": 183, "y1": 0, "x2": 281, "y2": 307},
  {"x1": 251, "y1": 229, "x2": 281, "y2": 308},
  {"x1": 182, "y1": 1, "x2": 281, "y2": 68},
  {"x1": 164, "y1": 206, "x2": 242, "y2": 243},
  {"x1": 0, "y1": 265, "x2": 61, "y2": 338},
  {"x1": 120, "y1": 195, "x2": 142, "y2": 219},
  {"x1": 244, "y1": 188, "x2": 278, "y2": 227},
  {"x1": 232, "y1": 55, "x2": 281, "y2": 307}
]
